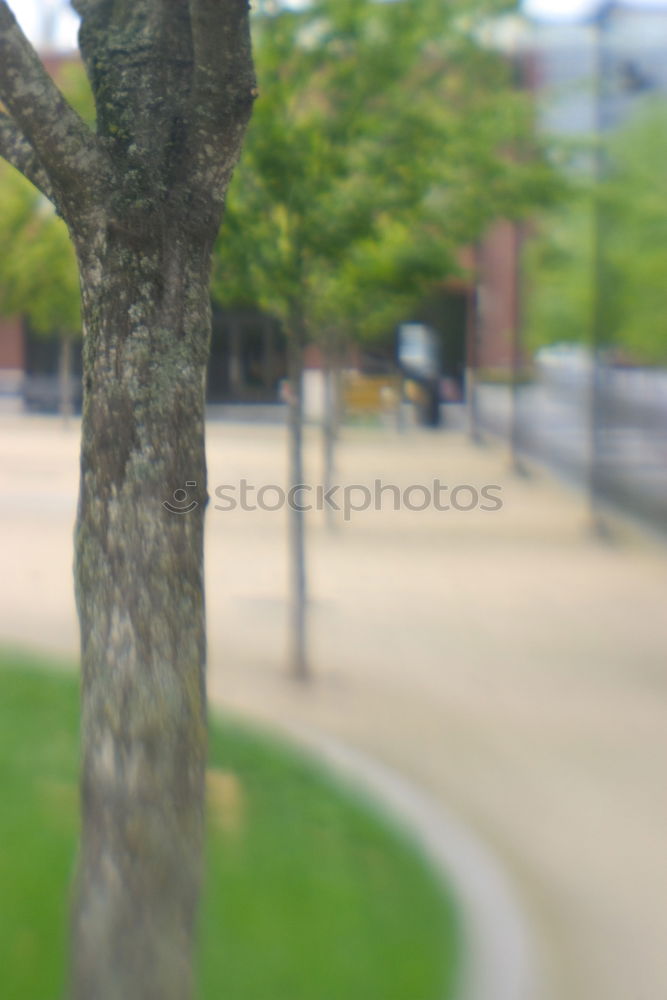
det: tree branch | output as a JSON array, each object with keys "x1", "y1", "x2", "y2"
[
  {"x1": 190, "y1": 0, "x2": 256, "y2": 114},
  {"x1": 0, "y1": 2, "x2": 108, "y2": 207},
  {"x1": 0, "y1": 111, "x2": 55, "y2": 201},
  {"x1": 187, "y1": 0, "x2": 256, "y2": 199}
]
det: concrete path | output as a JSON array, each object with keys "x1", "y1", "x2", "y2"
[{"x1": 1, "y1": 414, "x2": 666, "y2": 1000}]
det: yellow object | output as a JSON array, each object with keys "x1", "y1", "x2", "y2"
[{"x1": 343, "y1": 374, "x2": 401, "y2": 415}]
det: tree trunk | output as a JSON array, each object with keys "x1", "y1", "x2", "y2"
[
  {"x1": 467, "y1": 254, "x2": 483, "y2": 446},
  {"x1": 58, "y1": 330, "x2": 74, "y2": 428},
  {"x1": 261, "y1": 313, "x2": 276, "y2": 393},
  {"x1": 228, "y1": 313, "x2": 244, "y2": 398},
  {"x1": 286, "y1": 324, "x2": 308, "y2": 682},
  {"x1": 71, "y1": 229, "x2": 212, "y2": 1000},
  {"x1": 321, "y1": 333, "x2": 341, "y2": 531},
  {"x1": 509, "y1": 222, "x2": 527, "y2": 476},
  {"x1": 0, "y1": 6, "x2": 255, "y2": 997}
]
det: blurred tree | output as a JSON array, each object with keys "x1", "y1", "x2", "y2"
[
  {"x1": 0, "y1": 59, "x2": 92, "y2": 420},
  {"x1": 310, "y1": 216, "x2": 454, "y2": 513},
  {"x1": 603, "y1": 105, "x2": 667, "y2": 365},
  {"x1": 0, "y1": 3, "x2": 255, "y2": 999},
  {"x1": 524, "y1": 188, "x2": 594, "y2": 355},
  {"x1": 213, "y1": 0, "x2": 557, "y2": 680},
  {"x1": 525, "y1": 104, "x2": 667, "y2": 366},
  {"x1": 0, "y1": 162, "x2": 80, "y2": 419}
]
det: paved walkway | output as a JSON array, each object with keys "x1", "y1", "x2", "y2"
[{"x1": 1, "y1": 415, "x2": 666, "y2": 1000}]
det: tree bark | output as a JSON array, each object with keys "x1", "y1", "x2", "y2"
[
  {"x1": 286, "y1": 321, "x2": 308, "y2": 682},
  {"x1": 321, "y1": 332, "x2": 342, "y2": 532},
  {"x1": 467, "y1": 244, "x2": 484, "y2": 446},
  {"x1": 58, "y1": 331, "x2": 74, "y2": 427},
  {"x1": 228, "y1": 313, "x2": 244, "y2": 397},
  {"x1": 71, "y1": 225, "x2": 213, "y2": 1000},
  {"x1": 1, "y1": 3, "x2": 255, "y2": 993},
  {"x1": 261, "y1": 313, "x2": 276, "y2": 393},
  {"x1": 508, "y1": 221, "x2": 528, "y2": 476}
]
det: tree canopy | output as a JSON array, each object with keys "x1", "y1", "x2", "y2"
[
  {"x1": 525, "y1": 102, "x2": 667, "y2": 366},
  {"x1": 0, "y1": 59, "x2": 93, "y2": 338},
  {"x1": 0, "y1": 161, "x2": 80, "y2": 336},
  {"x1": 213, "y1": 0, "x2": 557, "y2": 344}
]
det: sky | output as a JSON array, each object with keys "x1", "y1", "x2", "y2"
[
  {"x1": 525, "y1": 0, "x2": 667, "y2": 17},
  {"x1": 6, "y1": 0, "x2": 667, "y2": 48}
]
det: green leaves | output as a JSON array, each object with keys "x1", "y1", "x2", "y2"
[
  {"x1": 0, "y1": 59, "x2": 93, "y2": 339},
  {"x1": 525, "y1": 103, "x2": 667, "y2": 365},
  {"x1": 215, "y1": 0, "x2": 557, "y2": 342},
  {"x1": 602, "y1": 104, "x2": 667, "y2": 364},
  {"x1": 0, "y1": 163, "x2": 80, "y2": 336}
]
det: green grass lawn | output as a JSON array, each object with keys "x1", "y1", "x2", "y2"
[{"x1": 0, "y1": 651, "x2": 459, "y2": 1000}]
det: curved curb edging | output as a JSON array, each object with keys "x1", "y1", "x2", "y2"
[{"x1": 275, "y1": 723, "x2": 536, "y2": 1000}]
